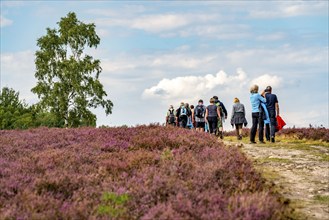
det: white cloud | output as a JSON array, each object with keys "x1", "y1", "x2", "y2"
[
  {"x1": 256, "y1": 32, "x2": 285, "y2": 41},
  {"x1": 249, "y1": 1, "x2": 328, "y2": 18},
  {"x1": 131, "y1": 14, "x2": 190, "y2": 33},
  {"x1": 0, "y1": 15, "x2": 13, "y2": 27},
  {"x1": 92, "y1": 12, "x2": 224, "y2": 35},
  {"x1": 142, "y1": 68, "x2": 251, "y2": 103},
  {"x1": 0, "y1": 1, "x2": 25, "y2": 7},
  {"x1": 225, "y1": 46, "x2": 328, "y2": 72},
  {"x1": 96, "y1": 28, "x2": 110, "y2": 38},
  {"x1": 86, "y1": 5, "x2": 147, "y2": 17},
  {"x1": 0, "y1": 51, "x2": 37, "y2": 102},
  {"x1": 283, "y1": 106, "x2": 329, "y2": 128},
  {"x1": 250, "y1": 74, "x2": 283, "y2": 90},
  {"x1": 151, "y1": 54, "x2": 216, "y2": 69},
  {"x1": 101, "y1": 59, "x2": 137, "y2": 73}
]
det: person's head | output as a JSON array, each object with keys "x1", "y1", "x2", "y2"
[
  {"x1": 169, "y1": 105, "x2": 173, "y2": 109},
  {"x1": 210, "y1": 98, "x2": 215, "y2": 103},
  {"x1": 265, "y1": 86, "x2": 272, "y2": 93},
  {"x1": 250, "y1": 84, "x2": 259, "y2": 93},
  {"x1": 234, "y1": 97, "x2": 240, "y2": 103},
  {"x1": 213, "y1": 96, "x2": 218, "y2": 100},
  {"x1": 180, "y1": 102, "x2": 184, "y2": 107},
  {"x1": 190, "y1": 105, "x2": 194, "y2": 109},
  {"x1": 198, "y1": 99, "x2": 203, "y2": 105},
  {"x1": 185, "y1": 103, "x2": 189, "y2": 108}
]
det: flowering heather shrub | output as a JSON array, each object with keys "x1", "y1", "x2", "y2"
[
  {"x1": 225, "y1": 127, "x2": 329, "y2": 142},
  {"x1": 0, "y1": 125, "x2": 290, "y2": 219},
  {"x1": 277, "y1": 127, "x2": 329, "y2": 142}
]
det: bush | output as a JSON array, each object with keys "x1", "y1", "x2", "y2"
[
  {"x1": 278, "y1": 127, "x2": 329, "y2": 142},
  {"x1": 0, "y1": 126, "x2": 291, "y2": 219}
]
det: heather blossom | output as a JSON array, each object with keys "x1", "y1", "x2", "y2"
[{"x1": 0, "y1": 125, "x2": 291, "y2": 219}]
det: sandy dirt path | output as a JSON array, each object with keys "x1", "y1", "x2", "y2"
[{"x1": 224, "y1": 140, "x2": 329, "y2": 220}]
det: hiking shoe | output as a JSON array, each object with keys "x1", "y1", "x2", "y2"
[
  {"x1": 259, "y1": 141, "x2": 266, "y2": 144},
  {"x1": 249, "y1": 141, "x2": 256, "y2": 144},
  {"x1": 271, "y1": 137, "x2": 275, "y2": 143}
]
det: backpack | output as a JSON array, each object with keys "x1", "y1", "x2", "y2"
[
  {"x1": 168, "y1": 109, "x2": 175, "y2": 124},
  {"x1": 186, "y1": 108, "x2": 192, "y2": 117},
  {"x1": 179, "y1": 107, "x2": 187, "y2": 118},
  {"x1": 195, "y1": 105, "x2": 205, "y2": 118}
]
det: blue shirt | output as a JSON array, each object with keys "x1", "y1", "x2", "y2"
[{"x1": 250, "y1": 93, "x2": 266, "y2": 113}]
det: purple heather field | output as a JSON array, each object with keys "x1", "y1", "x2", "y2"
[{"x1": 0, "y1": 125, "x2": 290, "y2": 219}]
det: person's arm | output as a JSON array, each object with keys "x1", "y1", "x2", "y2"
[
  {"x1": 217, "y1": 107, "x2": 221, "y2": 118},
  {"x1": 261, "y1": 90, "x2": 266, "y2": 97},
  {"x1": 259, "y1": 94, "x2": 266, "y2": 103},
  {"x1": 221, "y1": 102, "x2": 228, "y2": 118},
  {"x1": 205, "y1": 108, "x2": 209, "y2": 122},
  {"x1": 230, "y1": 105, "x2": 235, "y2": 124},
  {"x1": 276, "y1": 103, "x2": 280, "y2": 116},
  {"x1": 192, "y1": 110, "x2": 195, "y2": 123},
  {"x1": 242, "y1": 104, "x2": 246, "y2": 117}
]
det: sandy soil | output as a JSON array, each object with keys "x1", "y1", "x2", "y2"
[{"x1": 225, "y1": 140, "x2": 329, "y2": 220}]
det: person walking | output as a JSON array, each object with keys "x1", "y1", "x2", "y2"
[
  {"x1": 205, "y1": 98, "x2": 221, "y2": 135},
  {"x1": 249, "y1": 85, "x2": 266, "y2": 144},
  {"x1": 194, "y1": 100, "x2": 206, "y2": 132},
  {"x1": 185, "y1": 103, "x2": 193, "y2": 129},
  {"x1": 230, "y1": 98, "x2": 248, "y2": 140},
  {"x1": 176, "y1": 102, "x2": 188, "y2": 128},
  {"x1": 213, "y1": 96, "x2": 227, "y2": 139},
  {"x1": 166, "y1": 105, "x2": 176, "y2": 126},
  {"x1": 264, "y1": 86, "x2": 280, "y2": 143},
  {"x1": 190, "y1": 104, "x2": 195, "y2": 129}
]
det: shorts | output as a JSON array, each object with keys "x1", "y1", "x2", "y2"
[{"x1": 196, "y1": 122, "x2": 205, "y2": 128}]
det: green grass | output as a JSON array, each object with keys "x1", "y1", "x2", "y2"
[
  {"x1": 225, "y1": 135, "x2": 329, "y2": 147},
  {"x1": 225, "y1": 135, "x2": 329, "y2": 161},
  {"x1": 257, "y1": 157, "x2": 292, "y2": 164},
  {"x1": 313, "y1": 195, "x2": 329, "y2": 204}
]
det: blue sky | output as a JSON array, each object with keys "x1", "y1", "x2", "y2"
[{"x1": 1, "y1": 0, "x2": 328, "y2": 128}]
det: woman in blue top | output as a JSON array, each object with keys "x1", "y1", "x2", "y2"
[{"x1": 249, "y1": 85, "x2": 266, "y2": 144}]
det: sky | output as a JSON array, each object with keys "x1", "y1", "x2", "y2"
[{"x1": 1, "y1": 0, "x2": 328, "y2": 129}]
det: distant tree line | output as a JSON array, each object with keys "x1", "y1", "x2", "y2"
[
  {"x1": 0, "y1": 12, "x2": 112, "y2": 130},
  {"x1": 0, "y1": 87, "x2": 60, "y2": 129}
]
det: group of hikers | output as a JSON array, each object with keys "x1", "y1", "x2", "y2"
[{"x1": 165, "y1": 85, "x2": 280, "y2": 143}]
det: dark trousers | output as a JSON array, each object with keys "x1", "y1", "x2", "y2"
[
  {"x1": 266, "y1": 110, "x2": 277, "y2": 139},
  {"x1": 179, "y1": 116, "x2": 188, "y2": 128},
  {"x1": 250, "y1": 112, "x2": 264, "y2": 142},
  {"x1": 207, "y1": 116, "x2": 218, "y2": 134}
]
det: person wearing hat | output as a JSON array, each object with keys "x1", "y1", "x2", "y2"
[{"x1": 264, "y1": 86, "x2": 280, "y2": 143}]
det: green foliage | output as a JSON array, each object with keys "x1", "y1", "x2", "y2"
[
  {"x1": 161, "y1": 148, "x2": 174, "y2": 160},
  {"x1": 0, "y1": 87, "x2": 30, "y2": 129},
  {"x1": 0, "y1": 87, "x2": 64, "y2": 129},
  {"x1": 313, "y1": 195, "x2": 329, "y2": 204},
  {"x1": 31, "y1": 12, "x2": 113, "y2": 127},
  {"x1": 97, "y1": 192, "x2": 129, "y2": 218}
]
